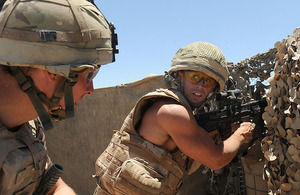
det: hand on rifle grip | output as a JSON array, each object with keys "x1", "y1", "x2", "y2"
[{"x1": 234, "y1": 122, "x2": 255, "y2": 144}]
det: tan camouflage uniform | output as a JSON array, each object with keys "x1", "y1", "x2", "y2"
[{"x1": 0, "y1": 119, "x2": 50, "y2": 194}]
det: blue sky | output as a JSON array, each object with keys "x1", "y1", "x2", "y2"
[{"x1": 92, "y1": 0, "x2": 298, "y2": 88}]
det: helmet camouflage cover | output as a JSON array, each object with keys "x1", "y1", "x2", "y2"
[
  {"x1": 169, "y1": 41, "x2": 229, "y2": 92},
  {"x1": 0, "y1": 0, "x2": 114, "y2": 77},
  {"x1": 0, "y1": 0, "x2": 117, "y2": 130}
]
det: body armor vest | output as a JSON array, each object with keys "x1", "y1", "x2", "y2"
[
  {"x1": 0, "y1": 119, "x2": 50, "y2": 194},
  {"x1": 94, "y1": 89, "x2": 201, "y2": 195}
]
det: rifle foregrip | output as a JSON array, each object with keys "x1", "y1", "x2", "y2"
[{"x1": 33, "y1": 163, "x2": 64, "y2": 195}]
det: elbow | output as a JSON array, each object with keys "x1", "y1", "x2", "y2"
[{"x1": 204, "y1": 158, "x2": 230, "y2": 170}]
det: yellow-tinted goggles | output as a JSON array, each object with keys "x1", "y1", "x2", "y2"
[
  {"x1": 182, "y1": 71, "x2": 217, "y2": 88},
  {"x1": 83, "y1": 68, "x2": 100, "y2": 83},
  {"x1": 71, "y1": 66, "x2": 101, "y2": 83}
]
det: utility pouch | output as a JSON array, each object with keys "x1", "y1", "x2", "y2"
[
  {"x1": 95, "y1": 130, "x2": 184, "y2": 195},
  {"x1": 114, "y1": 158, "x2": 165, "y2": 195}
]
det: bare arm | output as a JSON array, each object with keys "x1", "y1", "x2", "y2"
[
  {"x1": 139, "y1": 99, "x2": 254, "y2": 170},
  {"x1": 48, "y1": 178, "x2": 76, "y2": 195}
]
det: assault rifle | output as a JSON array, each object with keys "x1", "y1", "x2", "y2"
[
  {"x1": 194, "y1": 89, "x2": 267, "y2": 140},
  {"x1": 33, "y1": 163, "x2": 64, "y2": 195}
]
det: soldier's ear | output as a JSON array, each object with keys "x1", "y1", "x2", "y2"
[
  {"x1": 46, "y1": 71, "x2": 56, "y2": 81},
  {"x1": 178, "y1": 71, "x2": 185, "y2": 83},
  {"x1": 44, "y1": 70, "x2": 63, "y2": 83}
]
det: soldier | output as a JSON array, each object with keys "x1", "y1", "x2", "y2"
[
  {"x1": 0, "y1": 0, "x2": 117, "y2": 194},
  {"x1": 94, "y1": 42, "x2": 254, "y2": 195}
]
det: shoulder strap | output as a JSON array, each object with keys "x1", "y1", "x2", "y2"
[
  {"x1": 160, "y1": 88, "x2": 192, "y2": 112},
  {"x1": 16, "y1": 123, "x2": 44, "y2": 172},
  {"x1": 131, "y1": 88, "x2": 192, "y2": 132}
]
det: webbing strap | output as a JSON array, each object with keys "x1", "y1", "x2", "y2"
[
  {"x1": 35, "y1": 75, "x2": 77, "y2": 120},
  {"x1": 67, "y1": 0, "x2": 90, "y2": 42},
  {"x1": 1, "y1": 28, "x2": 110, "y2": 42},
  {"x1": 20, "y1": 133, "x2": 41, "y2": 172},
  {"x1": 161, "y1": 89, "x2": 193, "y2": 112},
  {"x1": 37, "y1": 80, "x2": 65, "y2": 111},
  {"x1": 9, "y1": 67, "x2": 54, "y2": 130},
  {"x1": 42, "y1": 77, "x2": 77, "y2": 120},
  {"x1": 131, "y1": 89, "x2": 192, "y2": 135},
  {"x1": 64, "y1": 81, "x2": 74, "y2": 118}
]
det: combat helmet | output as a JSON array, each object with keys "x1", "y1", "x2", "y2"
[
  {"x1": 0, "y1": 0, "x2": 118, "y2": 130},
  {"x1": 168, "y1": 41, "x2": 229, "y2": 93}
]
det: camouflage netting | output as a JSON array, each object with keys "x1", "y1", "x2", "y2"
[
  {"x1": 261, "y1": 28, "x2": 300, "y2": 195},
  {"x1": 227, "y1": 47, "x2": 277, "y2": 101},
  {"x1": 197, "y1": 28, "x2": 300, "y2": 195},
  {"x1": 182, "y1": 45, "x2": 278, "y2": 194},
  {"x1": 229, "y1": 27, "x2": 300, "y2": 195}
]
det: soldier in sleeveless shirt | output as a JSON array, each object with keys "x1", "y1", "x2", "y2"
[{"x1": 94, "y1": 42, "x2": 255, "y2": 195}]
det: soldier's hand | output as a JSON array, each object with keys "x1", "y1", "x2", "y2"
[{"x1": 234, "y1": 122, "x2": 255, "y2": 143}]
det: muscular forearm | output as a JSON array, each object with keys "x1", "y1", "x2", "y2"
[
  {"x1": 216, "y1": 133, "x2": 244, "y2": 168},
  {"x1": 212, "y1": 122, "x2": 254, "y2": 170}
]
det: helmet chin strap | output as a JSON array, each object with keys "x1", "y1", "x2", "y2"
[
  {"x1": 9, "y1": 66, "x2": 54, "y2": 130},
  {"x1": 37, "y1": 75, "x2": 77, "y2": 121},
  {"x1": 9, "y1": 67, "x2": 77, "y2": 130}
]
